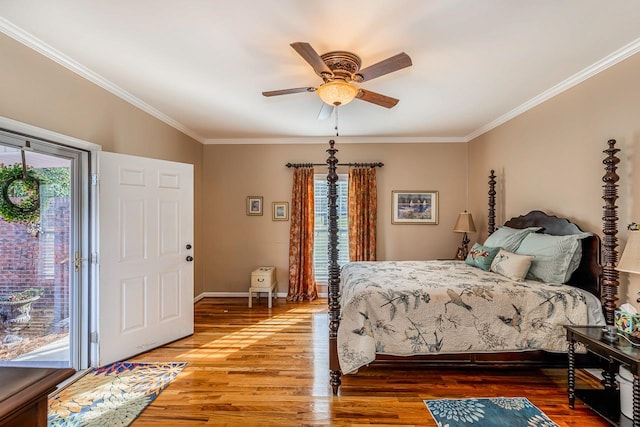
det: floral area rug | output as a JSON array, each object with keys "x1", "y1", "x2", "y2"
[
  {"x1": 48, "y1": 361, "x2": 187, "y2": 426},
  {"x1": 424, "y1": 397, "x2": 559, "y2": 427}
]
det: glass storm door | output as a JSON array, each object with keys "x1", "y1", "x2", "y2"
[{"x1": 0, "y1": 130, "x2": 88, "y2": 369}]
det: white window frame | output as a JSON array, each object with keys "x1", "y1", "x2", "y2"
[{"x1": 313, "y1": 174, "x2": 349, "y2": 284}]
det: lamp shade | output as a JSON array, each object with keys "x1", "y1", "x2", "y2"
[
  {"x1": 316, "y1": 80, "x2": 358, "y2": 106},
  {"x1": 618, "y1": 231, "x2": 640, "y2": 274},
  {"x1": 453, "y1": 212, "x2": 476, "y2": 233}
]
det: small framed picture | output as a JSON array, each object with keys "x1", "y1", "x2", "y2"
[
  {"x1": 246, "y1": 196, "x2": 263, "y2": 216},
  {"x1": 391, "y1": 191, "x2": 438, "y2": 224},
  {"x1": 272, "y1": 202, "x2": 289, "y2": 221}
]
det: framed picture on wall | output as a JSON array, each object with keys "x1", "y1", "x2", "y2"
[
  {"x1": 391, "y1": 190, "x2": 438, "y2": 224},
  {"x1": 272, "y1": 202, "x2": 289, "y2": 221},
  {"x1": 246, "y1": 196, "x2": 263, "y2": 216}
]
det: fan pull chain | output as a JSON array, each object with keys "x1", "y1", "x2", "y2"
[{"x1": 334, "y1": 105, "x2": 339, "y2": 136}]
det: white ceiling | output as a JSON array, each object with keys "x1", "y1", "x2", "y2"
[{"x1": 2, "y1": 1, "x2": 640, "y2": 144}]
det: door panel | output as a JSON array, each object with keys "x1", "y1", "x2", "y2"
[
  {"x1": 159, "y1": 200, "x2": 180, "y2": 255},
  {"x1": 121, "y1": 276, "x2": 147, "y2": 332},
  {"x1": 121, "y1": 198, "x2": 146, "y2": 260},
  {"x1": 160, "y1": 272, "x2": 180, "y2": 320},
  {"x1": 98, "y1": 152, "x2": 193, "y2": 365}
]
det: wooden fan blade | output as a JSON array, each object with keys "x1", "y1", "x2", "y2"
[
  {"x1": 356, "y1": 89, "x2": 399, "y2": 108},
  {"x1": 262, "y1": 87, "x2": 315, "y2": 97},
  {"x1": 356, "y1": 52, "x2": 412, "y2": 82},
  {"x1": 317, "y1": 102, "x2": 334, "y2": 120},
  {"x1": 290, "y1": 42, "x2": 333, "y2": 77}
]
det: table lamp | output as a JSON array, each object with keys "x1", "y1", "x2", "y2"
[
  {"x1": 618, "y1": 228, "x2": 640, "y2": 300},
  {"x1": 453, "y1": 211, "x2": 476, "y2": 260},
  {"x1": 618, "y1": 227, "x2": 640, "y2": 273}
]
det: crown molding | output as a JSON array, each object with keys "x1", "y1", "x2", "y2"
[
  {"x1": 466, "y1": 36, "x2": 640, "y2": 141},
  {"x1": 0, "y1": 17, "x2": 205, "y2": 144},
  {"x1": 202, "y1": 136, "x2": 468, "y2": 144}
]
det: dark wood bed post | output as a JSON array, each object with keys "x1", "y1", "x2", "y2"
[
  {"x1": 326, "y1": 139, "x2": 342, "y2": 394},
  {"x1": 488, "y1": 169, "x2": 496, "y2": 235},
  {"x1": 602, "y1": 139, "x2": 620, "y2": 325}
]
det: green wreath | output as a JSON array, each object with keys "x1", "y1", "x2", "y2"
[{"x1": 0, "y1": 164, "x2": 41, "y2": 224}]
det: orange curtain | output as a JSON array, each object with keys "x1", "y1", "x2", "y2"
[
  {"x1": 287, "y1": 167, "x2": 317, "y2": 301},
  {"x1": 348, "y1": 167, "x2": 377, "y2": 261}
]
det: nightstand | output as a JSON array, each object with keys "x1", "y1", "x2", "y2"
[
  {"x1": 248, "y1": 266, "x2": 277, "y2": 308},
  {"x1": 565, "y1": 325, "x2": 640, "y2": 426}
]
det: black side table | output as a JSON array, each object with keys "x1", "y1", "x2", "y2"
[{"x1": 565, "y1": 325, "x2": 640, "y2": 427}]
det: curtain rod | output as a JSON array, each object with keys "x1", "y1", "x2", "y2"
[{"x1": 285, "y1": 162, "x2": 383, "y2": 168}]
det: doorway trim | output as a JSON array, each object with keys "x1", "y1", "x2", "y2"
[{"x1": 0, "y1": 115, "x2": 100, "y2": 371}]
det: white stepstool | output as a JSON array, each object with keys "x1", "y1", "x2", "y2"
[{"x1": 248, "y1": 266, "x2": 277, "y2": 308}]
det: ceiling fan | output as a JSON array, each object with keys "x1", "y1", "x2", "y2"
[{"x1": 262, "y1": 42, "x2": 412, "y2": 119}]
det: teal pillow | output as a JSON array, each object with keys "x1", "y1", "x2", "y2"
[
  {"x1": 465, "y1": 243, "x2": 500, "y2": 271},
  {"x1": 515, "y1": 232, "x2": 591, "y2": 284},
  {"x1": 483, "y1": 226, "x2": 542, "y2": 252}
]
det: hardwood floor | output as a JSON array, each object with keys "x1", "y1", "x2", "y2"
[{"x1": 131, "y1": 297, "x2": 610, "y2": 426}]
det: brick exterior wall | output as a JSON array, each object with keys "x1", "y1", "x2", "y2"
[{"x1": 0, "y1": 197, "x2": 70, "y2": 340}]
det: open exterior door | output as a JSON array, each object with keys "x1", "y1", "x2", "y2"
[{"x1": 97, "y1": 152, "x2": 194, "y2": 365}]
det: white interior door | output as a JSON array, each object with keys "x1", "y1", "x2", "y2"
[{"x1": 97, "y1": 152, "x2": 194, "y2": 365}]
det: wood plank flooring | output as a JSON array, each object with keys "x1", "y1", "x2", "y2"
[{"x1": 131, "y1": 297, "x2": 610, "y2": 426}]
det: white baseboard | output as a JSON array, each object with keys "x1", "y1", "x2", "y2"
[{"x1": 194, "y1": 291, "x2": 327, "y2": 302}]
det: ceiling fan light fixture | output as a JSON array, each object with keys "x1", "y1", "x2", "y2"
[{"x1": 316, "y1": 80, "x2": 358, "y2": 106}]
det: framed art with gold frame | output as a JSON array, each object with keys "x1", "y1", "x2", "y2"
[
  {"x1": 272, "y1": 201, "x2": 289, "y2": 221},
  {"x1": 247, "y1": 196, "x2": 263, "y2": 216}
]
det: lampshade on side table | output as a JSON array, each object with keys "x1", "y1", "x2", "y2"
[
  {"x1": 617, "y1": 229, "x2": 640, "y2": 303},
  {"x1": 453, "y1": 212, "x2": 476, "y2": 261}
]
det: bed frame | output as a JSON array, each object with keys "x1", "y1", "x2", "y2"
[{"x1": 325, "y1": 139, "x2": 621, "y2": 394}]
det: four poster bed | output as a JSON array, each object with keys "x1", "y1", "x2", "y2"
[{"x1": 325, "y1": 139, "x2": 621, "y2": 394}]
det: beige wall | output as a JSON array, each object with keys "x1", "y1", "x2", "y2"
[
  {"x1": 468, "y1": 52, "x2": 640, "y2": 305},
  {"x1": 0, "y1": 34, "x2": 205, "y2": 296},
  {"x1": 203, "y1": 142, "x2": 468, "y2": 294},
  {"x1": 0, "y1": 32, "x2": 470, "y2": 299},
  {"x1": 7, "y1": 27, "x2": 637, "y2": 306}
]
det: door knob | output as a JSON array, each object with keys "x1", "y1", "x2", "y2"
[{"x1": 186, "y1": 256, "x2": 194, "y2": 262}]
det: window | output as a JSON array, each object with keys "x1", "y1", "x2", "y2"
[{"x1": 314, "y1": 174, "x2": 349, "y2": 284}]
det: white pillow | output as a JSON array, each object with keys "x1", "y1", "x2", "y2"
[
  {"x1": 483, "y1": 226, "x2": 542, "y2": 253},
  {"x1": 490, "y1": 249, "x2": 534, "y2": 281}
]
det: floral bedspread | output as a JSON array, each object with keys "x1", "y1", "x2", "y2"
[{"x1": 337, "y1": 260, "x2": 605, "y2": 374}]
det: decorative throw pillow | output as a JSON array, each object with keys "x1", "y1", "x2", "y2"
[
  {"x1": 490, "y1": 249, "x2": 534, "y2": 281},
  {"x1": 483, "y1": 226, "x2": 542, "y2": 253},
  {"x1": 465, "y1": 243, "x2": 500, "y2": 271},
  {"x1": 515, "y1": 232, "x2": 592, "y2": 284}
]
